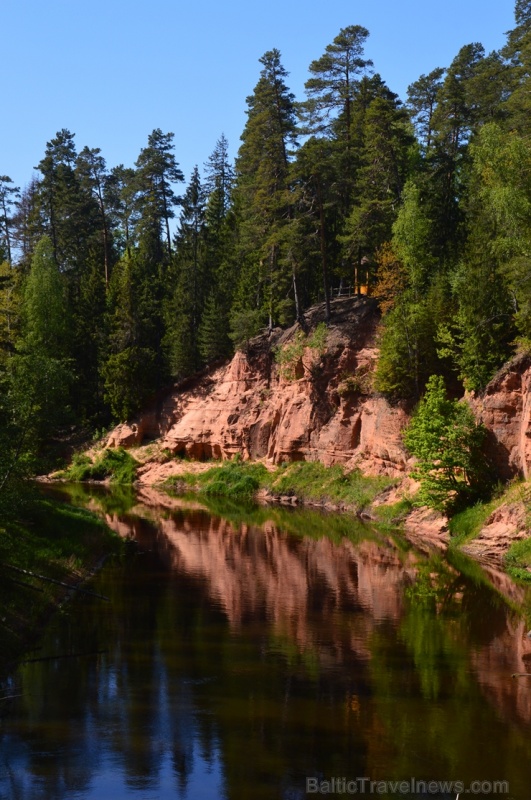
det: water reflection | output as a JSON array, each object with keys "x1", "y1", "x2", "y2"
[{"x1": 1, "y1": 486, "x2": 531, "y2": 799}]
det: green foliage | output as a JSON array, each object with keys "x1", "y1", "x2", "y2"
[
  {"x1": 268, "y1": 461, "x2": 394, "y2": 509},
  {"x1": 166, "y1": 458, "x2": 393, "y2": 510},
  {"x1": 10, "y1": 237, "x2": 74, "y2": 447},
  {"x1": 448, "y1": 499, "x2": 499, "y2": 543},
  {"x1": 229, "y1": 307, "x2": 264, "y2": 350},
  {"x1": 505, "y1": 538, "x2": 531, "y2": 581},
  {"x1": 198, "y1": 291, "x2": 232, "y2": 364},
  {"x1": 342, "y1": 91, "x2": 414, "y2": 267},
  {"x1": 195, "y1": 458, "x2": 269, "y2": 499},
  {"x1": 274, "y1": 329, "x2": 307, "y2": 380},
  {"x1": 404, "y1": 375, "x2": 489, "y2": 513},
  {"x1": 231, "y1": 49, "x2": 298, "y2": 329},
  {"x1": 374, "y1": 292, "x2": 441, "y2": 398},
  {"x1": 3, "y1": 20, "x2": 531, "y2": 499},
  {"x1": 337, "y1": 364, "x2": 373, "y2": 396},
  {"x1": 62, "y1": 448, "x2": 138, "y2": 484},
  {"x1": 274, "y1": 323, "x2": 328, "y2": 381},
  {"x1": 372, "y1": 497, "x2": 414, "y2": 525},
  {"x1": 437, "y1": 258, "x2": 513, "y2": 393},
  {"x1": 102, "y1": 346, "x2": 157, "y2": 421}
]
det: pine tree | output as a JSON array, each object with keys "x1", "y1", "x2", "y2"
[
  {"x1": 135, "y1": 129, "x2": 184, "y2": 262},
  {"x1": 291, "y1": 136, "x2": 339, "y2": 320},
  {"x1": 106, "y1": 165, "x2": 141, "y2": 256},
  {"x1": 303, "y1": 25, "x2": 373, "y2": 142},
  {"x1": 204, "y1": 134, "x2": 234, "y2": 227},
  {"x1": 76, "y1": 146, "x2": 114, "y2": 286},
  {"x1": 301, "y1": 26, "x2": 373, "y2": 260},
  {"x1": 0, "y1": 176, "x2": 20, "y2": 265},
  {"x1": 407, "y1": 68, "x2": 446, "y2": 153},
  {"x1": 198, "y1": 291, "x2": 232, "y2": 363},
  {"x1": 35, "y1": 129, "x2": 101, "y2": 271}
]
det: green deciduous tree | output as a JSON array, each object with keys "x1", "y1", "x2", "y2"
[
  {"x1": 404, "y1": 375, "x2": 488, "y2": 513},
  {"x1": 10, "y1": 236, "x2": 73, "y2": 445}
]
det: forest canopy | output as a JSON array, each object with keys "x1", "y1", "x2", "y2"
[{"x1": 0, "y1": 2, "x2": 530, "y2": 474}]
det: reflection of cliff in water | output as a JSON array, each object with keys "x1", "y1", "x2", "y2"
[
  {"x1": 105, "y1": 506, "x2": 418, "y2": 662},
  {"x1": 104, "y1": 498, "x2": 531, "y2": 729}
]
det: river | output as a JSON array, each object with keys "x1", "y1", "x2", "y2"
[{"x1": 1, "y1": 484, "x2": 530, "y2": 799}]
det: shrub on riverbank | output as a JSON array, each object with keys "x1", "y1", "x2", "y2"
[{"x1": 61, "y1": 448, "x2": 138, "y2": 484}]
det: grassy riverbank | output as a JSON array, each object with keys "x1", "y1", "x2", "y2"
[
  {"x1": 448, "y1": 480, "x2": 531, "y2": 579},
  {"x1": 58, "y1": 447, "x2": 138, "y2": 483},
  {"x1": 0, "y1": 492, "x2": 123, "y2": 672},
  {"x1": 163, "y1": 458, "x2": 397, "y2": 512}
]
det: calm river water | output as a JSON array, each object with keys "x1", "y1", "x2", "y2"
[{"x1": 1, "y1": 485, "x2": 531, "y2": 800}]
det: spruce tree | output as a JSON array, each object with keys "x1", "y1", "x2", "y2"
[
  {"x1": 232, "y1": 49, "x2": 298, "y2": 332},
  {"x1": 165, "y1": 167, "x2": 207, "y2": 377},
  {"x1": 342, "y1": 83, "x2": 414, "y2": 281}
]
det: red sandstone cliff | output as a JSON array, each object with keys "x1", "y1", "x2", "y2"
[
  {"x1": 108, "y1": 297, "x2": 410, "y2": 477},
  {"x1": 470, "y1": 353, "x2": 531, "y2": 480},
  {"x1": 104, "y1": 300, "x2": 531, "y2": 561}
]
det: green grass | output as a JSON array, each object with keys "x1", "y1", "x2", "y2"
[
  {"x1": 372, "y1": 498, "x2": 414, "y2": 526},
  {"x1": 505, "y1": 539, "x2": 531, "y2": 581},
  {"x1": 448, "y1": 500, "x2": 497, "y2": 545},
  {"x1": 166, "y1": 458, "x2": 395, "y2": 511},
  {"x1": 448, "y1": 480, "x2": 526, "y2": 546},
  {"x1": 195, "y1": 458, "x2": 269, "y2": 498},
  {"x1": 267, "y1": 461, "x2": 395, "y2": 510},
  {"x1": 163, "y1": 486, "x2": 385, "y2": 546},
  {"x1": 61, "y1": 447, "x2": 138, "y2": 484}
]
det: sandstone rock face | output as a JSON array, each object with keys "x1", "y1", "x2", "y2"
[
  {"x1": 461, "y1": 503, "x2": 528, "y2": 561},
  {"x1": 106, "y1": 422, "x2": 144, "y2": 448},
  {"x1": 470, "y1": 353, "x2": 531, "y2": 479},
  {"x1": 113, "y1": 298, "x2": 411, "y2": 476}
]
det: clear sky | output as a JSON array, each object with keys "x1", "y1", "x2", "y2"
[{"x1": 2, "y1": 0, "x2": 516, "y2": 196}]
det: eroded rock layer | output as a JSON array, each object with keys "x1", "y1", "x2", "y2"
[{"x1": 110, "y1": 297, "x2": 410, "y2": 476}]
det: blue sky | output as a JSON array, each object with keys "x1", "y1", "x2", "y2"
[{"x1": 2, "y1": 0, "x2": 516, "y2": 196}]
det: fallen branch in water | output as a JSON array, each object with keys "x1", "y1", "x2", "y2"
[
  {"x1": 0, "y1": 563, "x2": 110, "y2": 601},
  {"x1": 511, "y1": 672, "x2": 531, "y2": 678}
]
